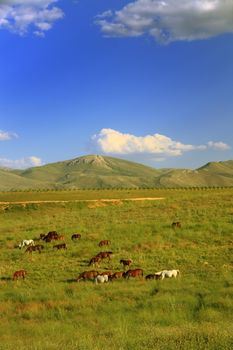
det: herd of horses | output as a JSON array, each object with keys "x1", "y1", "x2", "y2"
[{"x1": 13, "y1": 222, "x2": 181, "y2": 283}]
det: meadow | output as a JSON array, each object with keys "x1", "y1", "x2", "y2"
[{"x1": 0, "y1": 188, "x2": 232, "y2": 349}]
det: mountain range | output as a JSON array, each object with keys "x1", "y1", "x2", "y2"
[{"x1": 1, "y1": 155, "x2": 233, "y2": 190}]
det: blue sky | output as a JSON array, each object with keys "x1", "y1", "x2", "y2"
[{"x1": 0, "y1": 0, "x2": 232, "y2": 169}]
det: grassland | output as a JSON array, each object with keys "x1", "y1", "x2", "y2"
[{"x1": 0, "y1": 189, "x2": 233, "y2": 349}]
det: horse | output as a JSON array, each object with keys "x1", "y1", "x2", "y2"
[
  {"x1": 77, "y1": 270, "x2": 99, "y2": 282},
  {"x1": 145, "y1": 273, "x2": 161, "y2": 280},
  {"x1": 98, "y1": 240, "x2": 110, "y2": 247},
  {"x1": 89, "y1": 255, "x2": 102, "y2": 267},
  {"x1": 100, "y1": 271, "x2": 112, "y2": 277},
  {"x1": 54, "y1": 235, "x2": 65, "y2": 241},
  {"x1": 120, "y1": 259, "x2": 132, "y2": 269},
  {"x1": 43, "y1": 231, "x2": 59, "y2": 241},
  {"x1": 96, "y1": 251, "x2": 113, "y2": 261},
  {"x1": 160, "y1": 269, "x2": 180, "y2": 280},
  {"x1": 13, "y1": 270, "x2": 26, "y2": 280},
  {"x1": 95, "y1": 275, "x2": 109, "y2": 284},
  {"x1": 172, "y1": 222, "x2": 181, "y2": 229},
  {"x1": 123, "y1": 268, "x2": 143, "y2": 279},
  {"x1": 25, "y1": 244, "x2": 44, "y2": 254},
  {"x1": 109, "y1": 271, "x2": 124, "y2": 280},
  {"x1": 71, "y1": 233, "x2": 81, "y2": 240},
  {"x1": 18, "y1": 239, "x2": 35, "y2": 249},
  {"x1": 53, "y1": 243, "x2": 67, "y2": 250}
]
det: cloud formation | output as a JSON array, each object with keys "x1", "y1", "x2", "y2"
[
  {"x1": 0, "y1": 0, "x2": 64, "y2": 36},
  {"x1": 0, "y1": 156, "x2": 42, "y2": 169},
  {"x1": 96, "y1": 0, "x2": 233, "y2": 43},
  {"x1": 207, "y1": 141, "x2": 231, "y2": 151},
  {"x1": 0, "y1": 129, "x2": 18, "y2": 141},
  {"x1": 92, "y1": 128, "x2": 230, "y2": 157}
]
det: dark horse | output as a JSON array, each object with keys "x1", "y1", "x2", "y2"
[
  {"x1": 72, "y1": 233, "x2": 81, "y2": 241},
  {"x1": 53, "y1": 243, "x2": 67, "y2": 250}
]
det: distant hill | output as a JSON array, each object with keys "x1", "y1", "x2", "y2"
[{"x1": 1, "y1": 155, "x2": 233, "y2": 190}]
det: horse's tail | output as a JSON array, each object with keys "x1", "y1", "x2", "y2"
[{"x1": 177, "y1": 269, "x2": 181, "y2": 276}]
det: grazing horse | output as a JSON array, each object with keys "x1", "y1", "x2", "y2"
[
  {"x1": 100, "y1": 271, "x2": 112, "y2": 277},
  {"x1": 123, "y1": 268, "x2": 143, "y2": 279},
  {"x1": 54, "y1": 235, "x2": 65, "y2": 241},
  {"x1": 13, "y1": 270, "x2": 26, "y2": 280},
  {"x1": 98, "y1": 240, "x2": 110, "y2": 247},
  {"x1": 109, "y1": 271, "x2": 124, "y2": 280},
  {"x1": 145, "y1": 273, "x2": 161, "y2": 280},
  {"x1": 160, "y1": 269, "x2": 180, "y2": 280},
  {"x1": 77, "y1": 270, "x2": 99, "y2": 282},
  {"x1": 95, "y1": 275, "x2": 109, "y2": 284},
  {"x1": 25, "y1": 244, "x2": 44, "y2": 254},
  {"x1": 71, "y1": 233, "x2": 81, "y2": 241},
  {"x1": 120, "y1": 259, "x2": 132, "y2": 269},
  {"x1": 18, "y1": 239, "x2": 35, "y2": 249},
  {"x1": 96, "y1": 251, "x2": 113, "y2": 261},
  {"x1": 172, "y1": 222, "x2": 181, "y2": 229},
  {"x1": 43, "y1": 231, "x2": 59, "y2": 242},
  {"x1": 53, "y1": 243, "x2": 67, "y2": 250},
  {"x1": 89, "y1": 255, "x2": 102, "y2": 267}
]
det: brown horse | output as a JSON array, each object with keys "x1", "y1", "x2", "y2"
[
  {"x1": 98, "y1": 240, "x2": 110, "y2": 247},
  {"x1": 72, "y1": 233, "x2": 81, "y2": 241},
  {"x1": 120, "y1": 259, "x2": 132, "y2": 268},
  {"x1": 53, "y1": 243, "x2": 67, "y2": 250},
  {"x1": 13, "y1": 270, "x2": 26, "y2": 280},
  {"x1": 77, "y1": 270, "x2": 99, "y2": 282},
  {"x1": 89, "y1": 255, "x2": 102, "y2": 267},
  {"x1": 109, "y1": 271, "x2": 124, "y2": 280},
  {"x1": 96, "y1": 251, "x2": 113, "y2": 261},
  {"x1": 25, "y1": 245, "x2": 44, "y2": 254},
  {"x1": 123, "y1": 268, "x2": 143, "y2": 279},
  {"x1": 172, "y1": 222, "x2": 181, "y2": 229},
  {"x1": 54, "y1": 235, "x2": 65, "y2": 241},
  {"x1": 43, "y1": 231, "x2": 59, "y2": 242},
  {"x1": 100, "y1": 271, "x2": 112, "y2": 277}
]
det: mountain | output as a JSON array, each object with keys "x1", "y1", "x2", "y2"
[
  {"x1": 0, "y1": 168, "x2": 49, "y2": 191},
  {"x1": 0, "y1": 155, "x2": 233, "y2": 190}
]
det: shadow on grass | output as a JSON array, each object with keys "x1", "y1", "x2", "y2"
[
  {"x1": 65, "y1": 278, "x2": 77, "y2": 283},
  {"x1": 0, "y1": 276, "x2": 12, "y2": 281}
]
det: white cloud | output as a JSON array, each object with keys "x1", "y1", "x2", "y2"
[
  {"x1": 0, "y1": 130, "x2": 18, "y2": 141},
  {"x1": 93, "y1": 128, "x2": 201, "y2": 156},
  {"x1": 96, "y1": 0, "x2": 233, "y2": 43},
  {"x1": 0, "y1": 156, "x2": 42, "y2": 169},
  {"x1": 92, "y1": 128, "x2": 231, "y2": 157},
  {"x1": 207, "y1": 141, "x2": 231, "y2": 151},
  {"x1": 0, "y1": 0, "x2": 64, "y2": 36}
]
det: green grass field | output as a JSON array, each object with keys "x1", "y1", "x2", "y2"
[{"x1": 0, "y1": 189, "x2": 232, "y2": 349}]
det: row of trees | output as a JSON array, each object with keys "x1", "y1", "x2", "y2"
[{"x1": 1, "y1": 186, "x2": 233, "y2": 193}]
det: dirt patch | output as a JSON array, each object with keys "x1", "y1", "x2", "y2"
[
  {"x1": 88, "y1": 199, "x2": 123, "y2": 209},
  {"x1": 0, "y1": 197, "x2": 164, "y2": 205}
]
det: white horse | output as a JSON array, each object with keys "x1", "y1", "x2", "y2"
[
  {"x1": 160, "y1": 269, "x2": 180, "y2": 280},
  {"x1": 18, "y1": 239, "x2": 35, "y2": 249},
  {"x1": 95, "y1": 275, "x2": 108, "y2": 284}
]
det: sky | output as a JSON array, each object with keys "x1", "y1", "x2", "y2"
[{"x1": 0, "y1": 0, "x2": 233, "y2": 169}]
